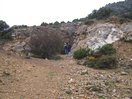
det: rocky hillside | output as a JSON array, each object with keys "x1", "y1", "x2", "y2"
[
  {"x1": 0, "y1": 48, "x2": 132, "y2": 99},
  {"x1": 1, "y1": 23, "x2": 77, "y2": 54},
  {"x1": 0, "y1": 1, "x2": 132, "y2": 98},
  {"x1": 1, "y1": 19, "x2": 132, "y2": 60},
  {"x1": 73, "y1": 0, "x2": 132, "y2": 23},
  {"x1": 72, "y1": 21, "x2": 132, "y2": 51}
]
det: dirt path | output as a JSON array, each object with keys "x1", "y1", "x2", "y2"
[
  {"x1": 0, "y1": 52, "x2": 132, "y2": 99},
  {"x1": 0, "y1": 53, "x2": 77, "y2": 99}
]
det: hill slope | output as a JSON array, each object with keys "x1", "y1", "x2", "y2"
[{"x1": 0, "y1": 51, "x2": 132, "y2": 99}]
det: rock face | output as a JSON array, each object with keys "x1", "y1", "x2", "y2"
[
  {"x1": 60, "y1": 23, "x2": 77, "y2": 36},
  {"x1": 121, "y1": 22, "x2": 132, "y2": 42},
  {"x1": 59, "y1": 22, "x2": 77, "y2": 44},
  {"x1": 124, "y1": 32, "x2": 132, "y2": 42},
  {"x1": 72, "y1": 22, "x2": 132, "y2": 51},
  {"x1": 3, "y1": 26, "x2": 66, "y2": 53}
]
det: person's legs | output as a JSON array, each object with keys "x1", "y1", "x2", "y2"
[
  {"x1": 64, "y1": 47, "x2": 68, "y2": 54},
  {"x1": 64, "y1": 49, "x2": 67, "y2": 54}
]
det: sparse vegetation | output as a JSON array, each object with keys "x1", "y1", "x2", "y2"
[
  {"x1": 87, "y1": 55, "x2": 117, "y2": 69},
  {"x1": 88, "y1": 44, "x2": 117, "y2": 69},
  {"x1": 74, "y1": 44, "x2": 117, "y2": 69}
]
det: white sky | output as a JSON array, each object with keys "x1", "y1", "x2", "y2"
[{"x1": 0, "y1": 0, "x2": 124, "y2": 26}]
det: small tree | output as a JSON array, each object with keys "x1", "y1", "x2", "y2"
[
  {"x1": 41, "y1": 22, "x2": 48, "y2": 26},
  {"x1": 0, "y1": 20, "x2": 12, "y2": 39},
  {"x1": 88, "y1": 10, "x2": 97, "y2": 19},
  {"x1": 0, "y1": 20, "x2": 9, "y2": 32}
]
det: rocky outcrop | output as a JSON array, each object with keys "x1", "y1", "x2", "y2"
[
  {"x1": 3, "y1": 26, "x2": 65, "y2": 54},
  {"x1": 60, "y1": 23, "x2": 77, "y2": 36},
  {"x1": 121, "y1": 22, "x2": 132, "y2": 42},
  {"x1": 124, "y1": 32, "x2": 132, "y2": 42},
  {"x1": 72, "y1": 22, "x2": 124, "y2": 50}
]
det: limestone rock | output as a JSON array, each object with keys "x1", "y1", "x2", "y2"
[
  {"x1": 72, "y1": 23, "x2": 124, "y2": 50},
  {"x1": 81, "y1": 69, "x2": 88, "y2": 75},
  {"x1": 121, "y1": 71, "x2": 128, "y2": 75}
]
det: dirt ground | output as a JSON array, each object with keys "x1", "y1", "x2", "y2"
[{"x1": 0, "y1": 46, "x2": 132, "y2": 99}]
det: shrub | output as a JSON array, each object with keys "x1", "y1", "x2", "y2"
[
  {"x1": 0, "y1": 28, "x2": 13, "y2": 39},
  {"x1": 73, "y1": 48, "x2": 91, "y2": 59},
  {"x1": 86, "y1": 44, "x2": 117, "y2": 69},
  {"x1": 87, "y1": 55, "x2": 117, "y2": 69},
  {"x1": 0, "y1": 20, "x2": 9, "y2": 32},
  {"x1": 0, "y1": 20, "x2": 12, "y2": 40},
  {"x1": 29, "y1": 27, "x2": 63, "y2": 58},
  {"x1": 98, "y1": 44, "x2": 116, "y2": 55},
  {"x1": 72, "y1": 19, "x2": 79, "y2": 23},
  {"x1": 53, "y1": 21, "x2": 60, "y2": 28},
  {"x1": 41, "y1": 22, "x2": 48, "y2": 26}
]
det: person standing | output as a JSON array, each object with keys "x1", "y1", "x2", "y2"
[{"x1": 64, "y1": 42, "x2": 68, "y2": 54}]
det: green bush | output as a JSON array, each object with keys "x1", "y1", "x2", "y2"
[
  {"x1": 73, "y1": 48, "x2": 91, "y2": 59},
  {"x1": 0, "y1": 20, "x2": 9, "y2": 32},
  {"x1": 86, "y1": 44, "x2": 117, "y2": 69},
  {"x1": 87, "y1": 55, "x2": 117, "y2": 69},
  {"x1": 0, "y1": 20, "x2": 12, "y2": 40},
  {"x1": 98, "y1": 44, "x2": 116, "y2": 55},
  {"x1": 0, "y1": 28, "x2": 13, "y2": 39},
  {"x1": 74, "y1": 44, "x2": 117, "y2": 69}
]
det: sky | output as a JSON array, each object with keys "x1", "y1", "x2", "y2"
[{"x1": 0, "y1": 0, "x2": 125, "y2": 26}]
